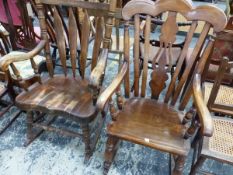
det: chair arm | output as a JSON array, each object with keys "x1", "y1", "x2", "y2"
[
  {"x1": 89, "y1": 48, "x2": 108, "y2": 88},
  {"x1": 193, "y1": 73, "x2": 214, "y2": 137},
  {"x1": 0, "y1": 40, "x2": 46, "y2": 72},
  {"x1": 97, "y1": 61, "x2": 128, "y2": 112},
  {"x1": 0, "y1": 26, "x2": 9, "y2": 36}
]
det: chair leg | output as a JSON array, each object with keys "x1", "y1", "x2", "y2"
[
  {"x1": 24, "y1": 112, "x2": 50, "y2": 146},
  {"x1": 26, "y1": 111, "x2": 34, "y2": 145},
  {"x1": 172, "y1": 155, "x2": 186, "y2": 175},
  {"x1": 81, "y1": 123, "x2": 92, "y2": 163},
  {"x1": 104, "y1": 135, "x2": 119, "y2": 175},
  {"x1": 190, "y1": 156, "x2": 206, "y2": 175}
]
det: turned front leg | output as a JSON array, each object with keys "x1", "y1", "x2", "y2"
[
  {"x1": 81, "y1": 123, "x2": 92, "y2": 163},
  {"x1": 104, "y1": 135, "x2": 119, "y2": 175}
]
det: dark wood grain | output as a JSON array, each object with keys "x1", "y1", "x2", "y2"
[
  {"x1": 99, "y1": 0, "x2": 227, "y2": 174},
  {"x1": 0, "y1": 0, "x2": 117, "y2": 162}
]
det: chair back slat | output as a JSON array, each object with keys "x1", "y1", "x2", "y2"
[
  {"x1": 34, "y1": 0, "x2": 117, "y2": 79},
  {"x1": 91, "y1": 17, "x2": 104, "y2": 70},
  {"x1": 80, "y1": 11, "x2": 90, "y2": 78},
  {"x1": 53, "y1": 7, "x2": 67, "y2": 76},
  {"x1": 68, "y1": 7, "x2": 78, "y2": 77},
  {"x1": 124, "y1": 21, "x2": 130, "y2": 97},
  {"x1": 170, "y1": 23, "x2": 211, "y2": 105},
  {"x1": 164, "y1": 21, "x2": 197, "y2": 103},
  {"x1": 122, "y1": 0, "x2": 227, "y2": 108},
  {"x1": 133, "y1": 14, "x2": 140, "y2": 97},
  {"x1": 178, "y1": 39, "x2": 215, "y2": 110},
  {"x1": 140, "y1": 15, "x2": 151, "y2": 97}
]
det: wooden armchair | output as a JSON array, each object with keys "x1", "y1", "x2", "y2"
[
  {"x1": 0, "y1": 0, "x2": 117, "y2": 162},
  {"x1": 0, "y1": 28, "x2": 44, "y2": 134},
  {"x1": 95, "y1": 0, "x2": 227, "y2": 174},
  {"x1": 190, "y1": 58, "x2": 233, "y2": 174}
]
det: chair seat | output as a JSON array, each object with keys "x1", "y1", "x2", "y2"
[
  {"x1": 204, "y1": 82, "x2": 233, "y2": 105},
  {"x1": 202, "y1": 117, "x2": 233, "y2": 164},
  {"x1": 107, "y1": 98, "x2": 190, "y2": 156},
  {"x1": 16, "y1": 75, "x2": 97, "y2": 121}
]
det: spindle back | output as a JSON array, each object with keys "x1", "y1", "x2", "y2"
[
  {"x1": 35, "y1": 0, "x2": 117, "y2": 78},
  {"x1": 122, "y1": 0, "x2": 227, "y2": 109}
]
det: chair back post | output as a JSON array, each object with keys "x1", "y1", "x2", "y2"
[
  {"x1": 103, "y1": 0, "x2": 117, "y2": 49},
  {"x1": 35, "y1": 0, "x2": 54, "y2": 77}
]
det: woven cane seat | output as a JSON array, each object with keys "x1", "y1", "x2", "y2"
[
  {"x1": 204, "y1": 82, "x2": 233, "y2": 105},
  {"x1": 202, "y1": 117, "x2": 233, "y2": 164}
]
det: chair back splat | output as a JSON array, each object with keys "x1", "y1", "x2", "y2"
[{"x1": 123, "y1": 0, "x2": 227, "y2": 108}]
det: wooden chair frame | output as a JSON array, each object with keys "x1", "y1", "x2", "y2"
[
  {"x1": 95, "y1": 0, "x2": 227, "y2": 174},
  {"x1": 0, "y1": 0, "x2": 117, "y2": 162}
]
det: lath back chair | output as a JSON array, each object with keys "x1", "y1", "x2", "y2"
[
  {"x1": 95, "y1": 0, "x2": 227, "y2": 174},
  {"x1": 0, "y1": 0, "x2": 117, "y2": 162},
  {"x1": 190, "y1": 57, "x2": 233, "y2": 175}
]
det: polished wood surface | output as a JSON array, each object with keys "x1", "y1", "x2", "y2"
[
  {"x1": 96, "y1": 0, "x2": 227, "y2": 174},
  {"x1": 107, "y1": 98, "x2": 190, "y2": 155},
  {"x1": 16, "y1": 75, "x2": 97, "y2": 120}
]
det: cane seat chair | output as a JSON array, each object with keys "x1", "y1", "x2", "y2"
[
  {"x1": 0, "y1": 0, "x2": 117, "y2": 162},
  {"x1": 95, "y1": 0, "x2": 227, "y2": 174},
  {"x1": 190, "y1": 58, "x2": 233, "y2": 175}
]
